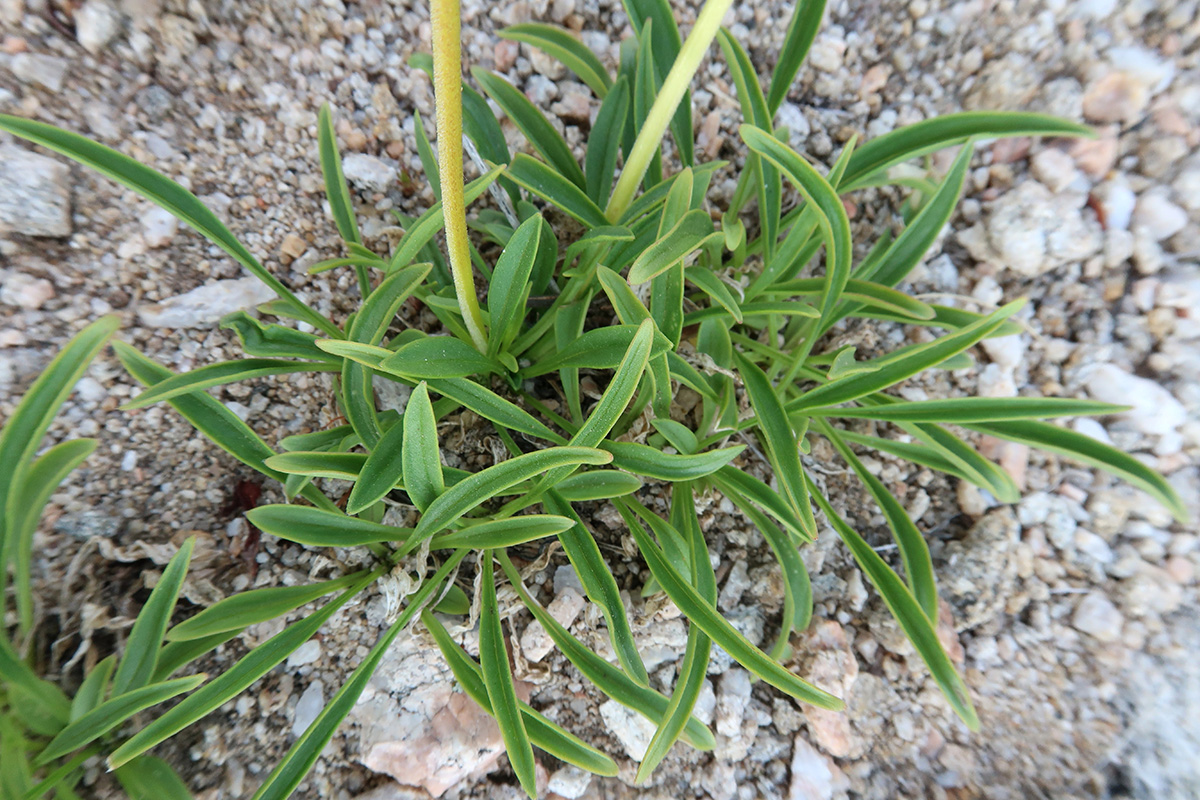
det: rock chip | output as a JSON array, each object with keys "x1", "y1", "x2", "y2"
[
  {"x1": 545, "y1": 765, "x2": 591, "y2": 799},
  {"x1": 75, "y1": 1, "x2": 123, "y2": 54},
  {"x1": 292, "y1": 679, "x2": 325, "y2": 738},
  {"x1": 789, "y1": 736, "x2": 847, "y2": 800},
  {"x1": 1085, "y1": 364, "x2": 1185, "y2": 437},
  {"x1": 0, "y1": 146, "x2": 72, "y2": 237},
  {"x1": 10, "y1": 53, "x2": 69, "y2": 92},
  {"x1": 598, "y1": 699, "x2": 657, "y2": 761},
  {"x1": 141, "y1": 206, "x2": 179, "y2": 248},
  {"x1": 518, "y1": 587, "x2": 584, "y2": 663},
  {"x1": 1072, "y1": 590, "x2": 1123, "y2": 642},
  {"x1": 942, "y1": 509, "x2": 1019, "y2": 630},
  {"x1": 1132, "y1": 191, "x2": 1188, "y2": 241},
  {"x1": 1083, "y1": 72, "x2": 1149, "y2": 123},
  {"x1": 342, "y1": 153, "x2": 398, "y2": 193},
  {"x1": 137, "y1": 277, "x2": 276, "y2": 328},
  {"x1": 715, "y1": 668, "x2": 752, "y2": 738},
  {"x1": 0, "y1": 272, "x2": 54, "y2": 310},
  {"x1": 798, "y1": 621, "x2": 858, "y2": 757}
]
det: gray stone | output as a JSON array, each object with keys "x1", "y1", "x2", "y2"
[
  {"x1": 0, "y1": 272, "x2": 54, "y2": 310},
  {"x1": 598, "y1": 699, "x2": 656, "y2": 761},
  {"x1": 1085, "y1": 364, "x2": 1185, "y2": 437},
  {"x1": 545, "y1": 766, "x2": 591, "y2": 799},
  {"x1": 137, "y1": 277, "x2": 276, "y2": 328},
  {"x1": 0, "y1": 146, "x2": 72, "y2": 237},
  {"x1": 942, "y1": 509, "x2": 1019, "y2": 630},
  {"x1": 789, "y1": 736, "x2": 844, "y2": 800},
  {"x1": 1072, "y1": 591, "x2": 1123, "y2": 642},
  {"x1": 292, "y1": 679, "x2": 325, "y2": 738},
  {"x1": 10, "y1": 53, "x2": 69, "y2": 93},
  {"x1": 141, "y1": 206, "x2": 179, "y2": 248},
  {"x1": 342, "y1": 153, "x2": 398, "y2": 193},
  {"x1": 75, "y1": 1, "x2": 124, "y2": 54}
]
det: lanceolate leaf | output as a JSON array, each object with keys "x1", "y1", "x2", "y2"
[
  {"x1": 166, "y1": 573, "x2": 366, "y2": 642},
  {"x1": 114, "y1": 756, "x2": 193, "y2": 800},
  {"x1": 247, "y1": 505, "x2": 410, "y2": 547},
  {"x1": 603, "y1": 441, "x2": 744, "y2": 481},
  {"x1": 711, "y1": 466, "x2": 813, "y2": 543},
  {"x1": 766, "y1": 0, "x2": 827, "y2": 114},
  {"x1": 251, "y1": 552, "x2": 467, "y2": 800},
  {"x1": 70, "y1": 655, "x2": 116, "y2": 723},
  {"x1": 965, "y1": 419, "x2": 1187, "y2": 522},
  {"x1": 111, "y1": 537, "x2": 195, "y2": 696},
  {"x1": 498, "y1": 554, "x2": 715, "y2": 750},
  {"x1": 422, "y1": 610, "x2": 620, "y2": 776},
  {"x1": 621, "y1": 503, "x2": 842, "y2": 708},
  {"x1": 522, "y1": 324, "x2": 671, "y2": 377},
  {"x1": 487, "y1": 216, "x2": 542, "y2": 356},
  {"x1": 805, "y1": 396, "x2": 1127, "y2": 424},
  {"x1": 499, "y1": 24, "x2": 612, "y2": 98},
  {"x1": 388, "y1": 166, "x2": 504, "y2": 271},
  {"x1": 474, "y1": 68, "x2": 587, "y2": 190},
  {"x1": 734, "y1": 352, "x2": 817, "y2": 538},
  {"x1": 402, "y1": 382, "x2": 445, "y2": 512},
  {"x1": 221, "y1": 313, "x2": 339, "y2": 361},
  {"x1": 627, "y1": 209, "x2": 720, "y2": 284},
  {"x1": 430, "y1": 515, "x2": 574, "y2": 549},
  {"x1": 811, "y1": 488, "x2": 978, "y2": 729},
  {"x1": 554, "y1": 470, "x2": 643, "y2": 501},
  {"x1": 345, "y1": 413, "x2": 406, "y2": 516},
  {"x1": 349, "y1": 264, "x2": 432, "y2": 346},
  {"x1": 621, "y1": 0, "x2": 693, "y2": 166},
  {"x1": 38, "y1": 675, "x2": 206, "y2": 765},
  {"x1": 0, "y1": 115, "x2": 334, "y2": 336},
  {"x1": 121, "y1": 359, "x2": 339, "y2": 409},
  {"x1": 838, "y1": 111, "x2": 1094, "y2": 192},
  {"x1": 585, "y1": 77, "x2": 631, "y2": 206},
  {"x1": 108, "y1": 572, "x2": 379, "y2": 769},
  {"x1": 820, "y1": 421, "x2": 938, "y2": 621},
  {"x1": 770, "y1": 277, "x2": 936, "y2": 321},
  {"x1": 383, "y1": 336, "x2": 499, "y2": 379},
  {"x1": 505, "y1": 154, "x2": 609, "y2": 229},
  {"x1": 318, "y1": 104, "x2": 364, "y2": 302}
]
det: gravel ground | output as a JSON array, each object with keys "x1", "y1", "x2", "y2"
[{"x1": 1, "y1": 0, "x2": 1198, "y2": 799}]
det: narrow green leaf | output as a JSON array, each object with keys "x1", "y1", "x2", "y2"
[
  {"x1": 474, "y1": 68, "x2": 587, "y2": 190},
  {"x1": 807, "y1": 396, "x2": 1127, "y2": 424},
  {"x1": 505, "y1": 153, "x2": 609, "y2": 229},
  {"x1": 966, "y1": 419, "x2": 1187, "y2": 522},
  {"x1": 113, "y1": 756, "x2": 193, "y2": 800},
  {"x1": 651, "y1": 419, "x2": 700, "y2": 454},
  {"x1": 0, "y1": 638, "x2": 71, "y2": 726},
  {"x1": 113, "y1": 343, "x2": 335, "y2": 511},
  {"x1": 820, "y1": 421, "x2": 938, "y2": 620},
  {"x1": 710, "y1": 467, "x2": 812, "y2": 543},
  {"x1": 546, "y1": 491, "x2": 649, "y2": 687},
  {"x1": 427, "y1": 378, "x2": 564, "y2": 443},
  {"x1": 166, "y1": 573, "x2": 365, "y2": 642},
  {"x1": 479, "y1": 550, "x2": 538, "y2": 797},
  {"x1": 112, "y1": 537, "x2": 195, "y2": 696},
  {"x1": 220, "y1": 313, "x2": 339, "y2": 362},
  {"x1": 683, "y1": 300, "x2": 820, "y2": 326},
  {"x1": 498, "y1": 554, "x2": 715, "y2": 750},
  {"x1": 839, "y1": 111, "x2": 1094, "y2": 192},
  {"x1": 811, "y1": 488, "x2": 978, "y2": 728},
  {"x1": 602, "y1": 441, "x2": 744, "y2": 481},
  {"x1": 342, "y1": 357, "x2": 383, "y2": 449},
  {"x1": 108, "y1": 573, "x2": 378, "y2": 770},
  {"x1": 412, "y1": 109, "x2": 442, "y2": 201},
  {"x1": 786, "y1": 300, "x2": 1026, "y2": 413},
  {"x1": 401, "y1": 382, "x2": 445, "y2": 512},
  {"x1": 499, "y1": 24, "x2": 612, "y2": 98},
  {"x1": 382, "y1": 336, "x2": 499, "y2": 379},
  {"x1": 349, "y1": 264, "x2": 432, "y2": 346},
  {"x1": 151, "y1": 631, "x2": 241, "y2": 684},
  {"x1": 247, "y1": 505, "x2": 410, "y2": 547},
  {"x1": 39, "y1": 675, "x2": 206, "y2": 765},
  {"x1": 734, "y1": 352, "x2": 818, "y2": 538},
  {"x1": 318, "y1": 104, "x2": 361, "y2": 245},
  {"x1": 628, "y1": 209, "x2": 720, "y2": 284},
  {"x1": 121, "y1": 359, "x2": 338, "y2": 410},
  {"x1": 621, "y1": 501, "x2": 842, "y2": 708},
  {"x1": 585, "y1": 77, "x2": 630, "y2": 206},
  {"x1": 10, "y1": 439, "x2": 96, "y2": 635},
  {"x1": 766, "y1": 0, "x2": 827, "y2": 114},
  {"x1": 263, "y1": 451, "x2": 367, "y2": 481},
  {"x1": 685, "y1": 267, "x2": 743, "y2": 323},
  {"x1": 408, "y1": 447, "x2": 612, "y2": 548},
  {"x1": 522, "y1": 324, "x2": 670, "y2": 377},
  {"x1": 741, "y1": 126, "x2": 853, "y2": 325},
  {"x1": 305, "y1": 255, "x2": 388, "y2": 276},
  {"x1": 555, "y1": 470, "x2": 643, "y2": 501},
  {"x1": 388, "y1": 165, "x2": 504, "y2": 271},
  {"x1": 837, "y1": 429, "x2": 976, "y2": 483},
  {"x1": 430, "y1": 515, "x2": 574, "y2": 549},
  {"x1": 487, "y1": 216, "x2": 542, "y2": 357},
  {"x1": 852, "y1": 303, "x2": 1024, "y2": 337},
  {"x1": 345, "y1": 414, "x2": 406, "y2": 516},
  {"x1": 422, "y1": 610, "x2": 620, "y2": 776},
  {"x1": 69, "y1": 655, "x2": 115, "y2": 724},
  {"x1": 0, "y1": 115, "x2": 332, "y2": 335},
  {"x1": 770, "y1": 277, "x2": 937, "y2": 320},
  {"x1": 621, "y1": 0, "x2": 693, "y2": 165},
  {"x1": 251, "y1": 552, "x2": 466, "y2": 800}
]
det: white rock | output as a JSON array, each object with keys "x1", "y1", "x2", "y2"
[
  {"x1": 1086, "y1": 363, "x2": 1185, "y2": 437},
  {"x1": 1072, "y1": 417, "x2": 1114, "y2": 445},
  {"x1": 717, "y1": 560, "x2": 751, "y2": 611},
  {"x1": 1104, "y1": 229, "x2": 1135, "y2": 269},
  {"x1": 981, "y1": 181, "x2": 1101, "y2": 277},
  {"x1": 598, "y1": 700, "x2": 657, "y2": 761},
  {"x1": 546, "y1": 766, "x2": 591, "y2": 799},
  {"x1": 0, "y1": 273, "x2": 54, "y2": 310},
  {"x1": 342, "y1": 153, "x2": 397, "y2": 193},
  {"x1": 141, "y1": 206, "x2": 179, "y2": 248},
  {"x1": 1074, "y1": 529, "x2": 1114, "y2": 564},
  {"x1": 10, "y1": 53, "x2": 69, "y2": 92},
  {"x1": 120, "y1": 451, "x2": 138, "y2": 472},
  {"x1": 776, "y1": 102, "x2": 811, "y2": 147},
  {"x1": 287, "y1": 638, "x2": 322, "y2": 668},
  {"x1": 693, "y1": 679, "x2": 717, "y2": 725},
  {"x1": 292, "y1": 679, "x2": 325, "y2": 738},
  {"x1": 789, "y1": 737, "x2": 843, "y2": 800},
  {"x1": 518, "y1": 587, "x2": 584, "y2": 663},
  {"x1": 553, "y1": 564, "x2": 585, "y2": 595},
  {"x1": 980, "y1": 334, "x2": 1024, "y2": 370},
  {"x1": 1174, "y1": 169, "x2": 1200, "y2": 214},
  {"x1": 715, "y1": 668, "x2": 752, "y2": 738},
  {"x1": 0, "y1": 146, "x2": 72, "y2": 237},
  {"x1": 1072, "y1": 591, "x2": 1123, "y2": 642},
  {"x1": 1094, "y1": 179, "x2": 1136, "y2": 231},
  {"x1": 977, "y1": 363, "x2": 1016, "y2": 398},
  {"x1": 1106, "y1": 46, "x2": 1174, "y2": 95},
  {"x1": 75, "y1": 1, "x2": 123, "y2": 54},
  {"x1": 137, "y1": 277, "x2": 276, "y2": 328},
  {"x1": 807, "y1": 36, "x2": 844, "y2": 73},
  {"x1": 1030, "y1": 149, "x2": 1079, "y2": 193},
  {"x1": 1132, "y1": 191, "x2": 1188, "y2": 241},
  {"x1": 1132, "y1": 229, "x2": 1164, "y2": 275}
]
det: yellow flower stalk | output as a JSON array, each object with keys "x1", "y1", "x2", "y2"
[
  {"x1": 605, "y1": 0, "x2": 736, "y2": 221},
  {"x1": 431, "y1": 0, "x2": 488, "y2": 351}
]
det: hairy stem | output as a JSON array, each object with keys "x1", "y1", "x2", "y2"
[
  {"x1": 605, "y1": 0, "x2": 735, "y2": 221},
  {"x1": 431, "y1": 0, "x2": 488, "y2": 351}
]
